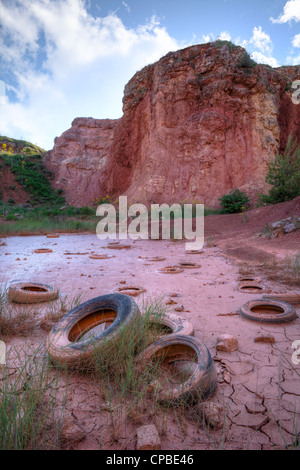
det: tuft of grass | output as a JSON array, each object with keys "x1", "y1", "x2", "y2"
[
  {"x1": 260, "y1": 252, "x2": 300, "y2": 286},
  {"x1": 0, "y1": 286, "x2": 86, "y2": 339},
  {"x1": 0, "y1": 286, "x2": 41, "y2": 339},
  {"x1": 0, "y1": 342, "x2": 65, "y2": 450},
  {"x1": 238, "y1": 252, "x2": 300, "y2": 287},
  {"x1": 40, "y1": 292, "x2": 86, "y2": 332}
]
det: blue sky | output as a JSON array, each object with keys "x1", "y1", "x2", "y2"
[{"x1": 0, "y1": 0, "x2": 299, "y2": 150}]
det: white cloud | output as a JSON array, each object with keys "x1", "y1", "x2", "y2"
[
  {"x1": 234, "y1": 37, "x2": 248, "y2": 48},
  {"x1": 292, "y1": 33, "x2": 300, "y2": 47},
  {"x1": 250, "y1": 26, "x2": 273, "y2": 54},
  {"x1": 270, "y1": 0, "x2": 300, "y2": 23},
  {"x1": 201, "y1": 31, "x2": 231, "y2": 44},
  {"x1": 202, "y1": 33, "x2": 215, "y2": 43},
  {"x1": 0, "y1": 0, "x2": 181, "y2": 149},
  {"x1": 286, "y1": 53, "x2": 300, "y2": 64},
  {"x1": 248, "y1": 26, "x2": 279, "y2": 67},
  {"x1": 122, "y1": 2, "x2": 130, "y2": 13},
  {"x1": 218, "y1": 31, "x2": 231, "y2": 41},
  {"x1": 0, "y1": 0, "x2": 39, "y2": 64},
  {"x1": 250, "y1": 51, "x2": 279, "y2": 68}
]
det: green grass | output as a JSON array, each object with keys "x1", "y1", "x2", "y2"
[
  {"x1": 0, "y1": 200, "x2": 97, "y2": 235},
  {"x1": 238, "y1": 251, "x2": 300, "y2": 287},
  {"x1": 0, "y1": 215, "x2": 97, "y2": 235},
  {"x1": 0, "y1": 342, "x2": 65, "y2": 450}
]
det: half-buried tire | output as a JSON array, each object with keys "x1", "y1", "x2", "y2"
[
  {"x1": 8, "y1": 282, "x2": 58, "y2": 304},
  {"x1": 137, "y1": 335, "x2": 217, "y2": 405},
  {"x1": 46, "y1": 293, "x2": 140, "y2": 366},
  {"x1": 148, "y1": 313, "x2": 195, "y2": 337}
]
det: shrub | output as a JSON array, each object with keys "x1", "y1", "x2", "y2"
[
  {"x1": 237, "y1": 52, "x2": 256, "y2": 69},
  {"x1": 213, "y1": 40, "x2": 239, "y2": 53},
  {"x1": 258, "y1": 136, "x2": 300, "y2": 205},
  {"x1": 219, "y1": 188, "x2": 249, "y2": 213}
]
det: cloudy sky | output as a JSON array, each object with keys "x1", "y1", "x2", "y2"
[{"x1": 0, "y1": 0, "x2": 299, "y2": 150}]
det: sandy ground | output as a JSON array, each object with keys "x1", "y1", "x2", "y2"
[{"x1": 0, "y1": 216, "x2": 299, "y2": 450}]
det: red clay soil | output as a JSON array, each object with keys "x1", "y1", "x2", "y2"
[{"x1": 204, "y1": 196, "x2": 300, "y2": 261}]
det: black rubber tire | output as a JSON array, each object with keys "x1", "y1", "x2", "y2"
[
  {"x1": 148, "y1": 313, "x2": 194, "y2": 337},
  {"x1": 239, "y1": 299, "x2": 297, "y2": 323},
  {"x1": 46, "y1": 293, "x2": 140, "y2": 366},
  {"x1": 34, "y1": 248, "x2": 53, "y2": 253},
  {"x1": 238, "y1": 276, "x2": 262, "y2": 283},
  {"x1": 238, "y1": 281, "x2": 266, "y2": 294},
  {"x1": 158, "y1": 266, "x2": 184, "y2": 274},
  {"x1": 137, "y1": 335, "x2": 217, "y2": 404},
  {"x1": 175, "y1": 262, "x2": 201, "y2": 269},
  {"x1": 114, "y1": 285, "x2": 146, "y2": 297},
  {"x1": 8, "y1": 282, "x2": 58, "y2": 304}
]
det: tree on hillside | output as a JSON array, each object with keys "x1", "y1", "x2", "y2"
[{"x1": 259, "y1": 136, "x2": 300, "y2": 205}]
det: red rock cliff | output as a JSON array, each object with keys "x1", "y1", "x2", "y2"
[{"x1": 44, "y1": 42, "x2": 300, "y2": 207}]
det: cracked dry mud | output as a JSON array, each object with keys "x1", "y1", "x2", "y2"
[{"x1": 0, "y1": 229, "x2": 299, "y2": 450}]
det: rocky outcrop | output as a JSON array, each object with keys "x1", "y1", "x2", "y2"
[
  {"x1": 44, "y1": 42, "x2": 300, "y2": 208},
  {"x1": 45, "y1": 118, "x2": 118, "y2": 206}
]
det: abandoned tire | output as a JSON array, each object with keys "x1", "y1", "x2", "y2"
[
  {"x1": 8, "y1": 282, "x2": 58, "y2": 304},
  {"x1": 238, "y1": 281, "x2": 266, "y2": 294},
  {"x1": 148, "y1": 313, "x2": 194, "y2": 337},
  {"x1": 89, "y1": 254, "x2": 115, "y2": 259},
  {"x1": 137, "y1": 335, "x2": 217, "y2": 404},
  {"x1": 145, "y1": 256, "x2": 166, "y2": 262},
  {"x1": 46, "y1": 293, "x2": 140, "y2": 366},
  {"x1": 239, "y1": 299, "x2": 297, "y2": 323},
  {"x1": 175, "y1": 261, "x2": 201, "y2": 269},
  {"x1": 238, "y1": 276, "x2": 262, "y2": 284},
  {"x1": 114, "y1": 285, "x2": 146, "y2": 297},
  {"x1": 107, "y1": 244, "x2": 131, "y2": 250},
  {"x1": 158, "y1": 266, "x2": 184, "y2": 274},
  {"x1": 263, "y1": 293, "x2": 300, "y2": 305}
]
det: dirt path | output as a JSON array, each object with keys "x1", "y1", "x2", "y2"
[{"x1": 0, "y1": 229, "x2": 299, "y2": 450}]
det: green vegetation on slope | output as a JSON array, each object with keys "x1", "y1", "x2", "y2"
[
  {"x1": 0, "y1": 153, "x2": 64, "y2": 206},
  {"x1": 0, "y1": 136, "x2": 97, "y2": 234},
  {"x1": 258, "y1": 136, "x2": 300, "y2": 205},
  {"x1": 0, "y1": 135, "x2": 45, "y2": 155}
]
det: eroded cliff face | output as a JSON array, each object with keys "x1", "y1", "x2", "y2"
[
  {"x1": 44, "y1": 42, "x2": 300, "y2": 208},
  {"x1": 45, "y1": 118, "x2": 118, "y2": 206}
]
